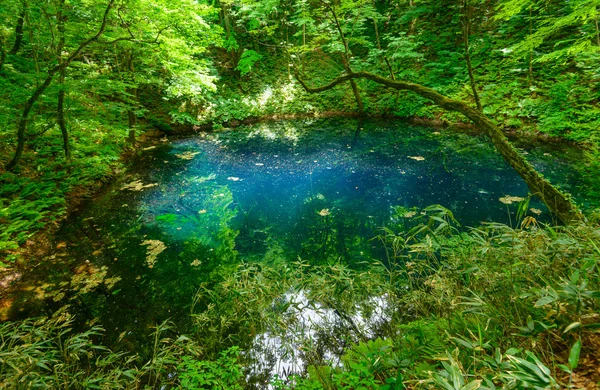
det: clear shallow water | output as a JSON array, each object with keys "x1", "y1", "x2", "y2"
[{"x1": 2, "y1": 118, "x2": 594, "y2": 353}]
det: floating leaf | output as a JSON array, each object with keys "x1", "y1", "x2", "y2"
[
  {"x1": 318, "y1": 209, "x2": 330, "y2": 216},
  {"x1": 121, "y1": 180, "x2": 158, "y2": 191},
  {"x1": 499, "y1": 195, "x2": 525, "y2": 205},
  {"x1": 175, "y1": 151, "x2": 200, "y2": 160}
]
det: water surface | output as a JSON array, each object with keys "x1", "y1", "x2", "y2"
[{"x1": 2, "y1": 118, "x2": 594, "y2": 353}]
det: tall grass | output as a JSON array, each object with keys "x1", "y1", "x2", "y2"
[{"x1": 2, "y1": 208, "x2": 599, "y2": 388}]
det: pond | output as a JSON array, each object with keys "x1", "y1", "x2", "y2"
[{"x1": 1, "y1": 118, "x2": 595, "y2": 356}]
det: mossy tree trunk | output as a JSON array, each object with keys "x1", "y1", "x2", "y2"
[{"x1": 295, "y1": 70, "x2": 583, "y2": 224}]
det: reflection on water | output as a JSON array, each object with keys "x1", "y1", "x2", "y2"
[{"x1": 1, "y1": 118, "x2": 592, "y2": 354}]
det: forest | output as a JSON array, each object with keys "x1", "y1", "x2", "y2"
[{"x1": 1, "y1": 0, "x2": 600, "y2": 388}]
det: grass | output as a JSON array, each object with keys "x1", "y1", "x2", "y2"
[{"x1": 2, "y1": 206, "x2": 599, "y2": 388}]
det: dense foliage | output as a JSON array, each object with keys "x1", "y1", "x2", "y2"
[
  {"x1": 1, "y1": 0, "x2": 600, "y2": 388},
  {"x1": 2, "y1": 0, "x2": 600, "y2": 256},
  {"x1": 2, "y1": 214, "x2": 600, "y2": 388}
]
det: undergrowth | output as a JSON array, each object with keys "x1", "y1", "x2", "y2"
[
  {"x1": 2, "y1": 207, "x2": 599, "y2": 389},
  {"x1": 0, "y1": 121, "x2": 133, "y2": 265}
]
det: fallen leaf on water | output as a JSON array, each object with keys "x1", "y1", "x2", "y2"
[
  {"x1": 121, "y1": 180, "x2": 158, "y2": 191},
  {"x1": 408, "y1": 156, "x2": 425, "y2": 161},
  {"x1": 175, "y1": 151, "x2": 200, "y2": 160},
  {"x1": 530, "y1": 208, "x2": 542, "y2": 215},
  {"x1": 403, "y1": 211, "x2": 417, "y2": 218},
  {"x1": 191, "y1": 259, "x2": 202, "y2": 267},
  {"x1": 318, "y1": 209, "x2": 330, "y2": 216},
  {"x1": 499, "y1": 195, "x2": 525, "y2": 205}
]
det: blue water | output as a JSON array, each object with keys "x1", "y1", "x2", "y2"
[{"x1": 4, "y1": 118, "x2": 592, "y2": 353}]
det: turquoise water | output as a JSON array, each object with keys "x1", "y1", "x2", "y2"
[{"x1": 4, "y1": 118, "x2": 592, "y2": 353}]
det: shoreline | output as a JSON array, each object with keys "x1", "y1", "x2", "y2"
[{"x1": 0, "y1": 113, "x2": 590, "y2": 303}]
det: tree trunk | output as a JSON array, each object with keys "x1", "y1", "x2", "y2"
[
  {"x1": 373, "y1": 18, "x2": 381, "y2": 50},
  {"x1": 595, "y1": 6, "x2": 600, "y2": 46},
  {"x1": 5, "y1": 0, "x2": 116, "y2": 171},
  {"x1": 346, "y1": 68, "x2": 364, "y2": 113},
  {"x1": 294, "y1": 70, "x2": 584, "y2": 224},
  {"x1": 408, "y1": 0, "x2": 417, "y2": 35},
  {"x1": 57, "y1": 0, "x2": 70, "y2": 162},
  {"x1": 328, "y1": 5, "x2": 364, "y2": 113},
  {"x1": 528, "y1": 5, "x2": 534, "y2": 86},
  {"x1": 126, "y1": 52, "x2": 137, "y2": 146},
  {"x1": 6, "y1": 72, "x2": 57, "y2": 170},
  {"x1": 384, "y1": 57, "x2": 395, "y2": 80},
  {"x1": 9, "y1": 11, "x2": 25, "y2": 55},
  {"x1": 0, "y1": 43, "x2": 6, "y2": 72},
  {"x1": 57, "y1": 69, "x2": 70, "y2": 161},
  {"x1": 462, "y1": 0, "x2": 482, "y2": 112}
]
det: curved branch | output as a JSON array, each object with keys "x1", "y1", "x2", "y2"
[{"x1": 295, "y1": 70, "x2": 583, "y2": 224}]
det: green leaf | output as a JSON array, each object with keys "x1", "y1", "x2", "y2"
[
  {"x1": 451, "y1": 337, "x2": 474, "y2": 350},
  {"x1": 563, "y1": 322, "x2": 581, "y2": 334},
  {"x1": 461, "y1": 380, "x2": 482, "y2": 390},
  {"x1": 526, "y1": 315, "x2": 534, "y2": 331},
  {"x1": 557, "y1": 364, "x2": 571, "y2": 374},
  {"x1": 535, "y1": 296, "x2": 557, "y2": 307},
  {"x1": 568, "y1": 339, "x2": 581, "y2": 370}
]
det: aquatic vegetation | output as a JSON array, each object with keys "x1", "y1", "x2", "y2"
[
  {"x1": 140, "y1": 240, "x2": 167, "y2": 269},
  {"x1": 2, "y1": 0, "x2": 600, "y2": 385},
  {"x1": 2, "y1": 212, "x2": 600, "y2": 388},
  {"x1": 318, "y1": 209, "x2": 330, "y2": 217}
]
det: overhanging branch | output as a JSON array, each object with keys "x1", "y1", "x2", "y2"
[{"x1": 294, "y1": 69, "x2": 584, "y2": 224}]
